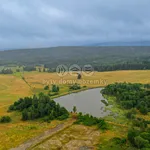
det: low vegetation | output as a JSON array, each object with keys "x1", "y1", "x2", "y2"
[
  {"x1": 75, "y1": 113, "x2": 108, "y2": 130},
  {"x1": 69, "y1": 83, "x2": 81, "y2": 91}
]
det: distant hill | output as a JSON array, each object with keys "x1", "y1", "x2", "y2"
[
  {"x1": 86, "y1": 41, "x2": 150, "y2": 46},
  {"x1": 0, "y1": 46, "x2": 150, "y2": 71}
]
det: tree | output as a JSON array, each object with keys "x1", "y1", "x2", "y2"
[
  {"x1": 73, "y1": 106, "x2": 77, "y2": 113},
  {"x1": 52, "y1": 85, "x2": 59, "y2": 92},
  {"x1": 77, "y1": 73, "x2": 82, "y2": 79},
  {"x1": 44, "y1": 85, "x2": 49, "y2": 90},
  {"x1": 43, "y1": 68, "x2": 46, "y2": 72}
]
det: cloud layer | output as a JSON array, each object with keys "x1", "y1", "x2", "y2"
[{"x1": 0, "y1": 0, "x2": 150, "y2": 49}]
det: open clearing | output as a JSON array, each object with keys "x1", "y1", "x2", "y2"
[{"x1": 0, "y1": 70, "x2": 150, "y2": 149}]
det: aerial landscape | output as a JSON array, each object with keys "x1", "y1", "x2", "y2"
[{"x1": 0, "y1": 0, "x2": 150, "y2": 150}]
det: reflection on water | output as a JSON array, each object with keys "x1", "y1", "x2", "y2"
[{"x1": 54, "y1": 88, "x2": 111, "y2": 117}]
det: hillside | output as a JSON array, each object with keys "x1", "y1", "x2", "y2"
[{"x1": 0, "y1": 47, "x2": 150, "y2": 70}]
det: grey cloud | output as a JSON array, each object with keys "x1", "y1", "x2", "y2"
[{"x1": 0, "y1": 0, "x2": 150, "y2": 49}]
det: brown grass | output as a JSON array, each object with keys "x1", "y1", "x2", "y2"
[{"x1": 0, "y1": 70, "x2": 149, "y2": 149}]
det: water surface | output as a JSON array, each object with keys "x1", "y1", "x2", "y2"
[{"x1": 54, "y1": 88, "x2": 110, "y2": 117}]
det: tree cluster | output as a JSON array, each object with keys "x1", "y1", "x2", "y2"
[
  {"x1": 8, "y1": 93, "x2": 69, "y2": 121},
  {"x1": 94, "y1": 62, "x2": 150, "y2": 72},
  {"x1": 102, "y1": 83, "x2": 150, "y2": 115},
  {"x1": 0, "y1": 68, "x2": 13, "y2": 74}
]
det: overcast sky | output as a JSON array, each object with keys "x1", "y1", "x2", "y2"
[{"x1": 0, "y1": 0, "x2": 150, "y2": 50}]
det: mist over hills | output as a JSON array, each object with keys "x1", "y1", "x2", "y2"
[{"x1": 1, "y1": 41, "x2": 150, "y2": 51}]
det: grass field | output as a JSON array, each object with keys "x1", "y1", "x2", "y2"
[{"x1": 0, "y1": 70, "x2": 150, "y2": 149}]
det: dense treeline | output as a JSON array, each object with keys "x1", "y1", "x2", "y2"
[
  {"x1": 102, "y1": 83, "x2": 150, "y2": 114},
  {"x1": 0, "y1": 47, "x2": 150, "y2": 72},
  {"x1": 8, "y1": 93, "x2": 69, "y2": 121},
  {"x1": 23, "y1": 66, "x2": 36, "y2": 71},
  {"x1": 94, "y1": 62, "x2": 150, "y2": 72},
  {"x1": 75, "y1": 113, "x2": 108, "y2": 130},
  {"x1": 27, "y1": 62, "x2": 150, "y2": 73},
  {"x1": 0, "y1": 68, "x2": 13, "y2": 74}
]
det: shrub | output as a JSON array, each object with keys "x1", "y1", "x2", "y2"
[
  {"x1": 75, "y1": 113, "x2": 108, "y2": 130},
  {"x1": 0, "y1": 116, "x2": 11, "y2": 123},
  {"x1": 69, "y1": 83, "x2": 81, "y2": 90}
]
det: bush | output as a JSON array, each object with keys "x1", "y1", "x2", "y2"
[
  {"x1": 69, "y1": 83, "x2": 81, "y2": 90},
  {"x1": 48, "y1": 92, "x2": 59, "y2": 97},
  {"x1": 75, "y1": 113, "x2": 108, "y2": 130},
  {"x1": 111, "y1": 137, "x2": 127, "y2": 145},
  {"x1": 57, "y1": 114, "x2": 69, "y2": 121},
  {"x1": 0, "y1": 116, "x2": 11, "y2": 123}
]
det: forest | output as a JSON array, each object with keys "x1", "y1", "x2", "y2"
[
  {"x1": 0, "y1": 46, "x2": 150, "y2": 72},
  {"x1": 102, "y1": 83, "x2": 150, "y2": 114}
]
